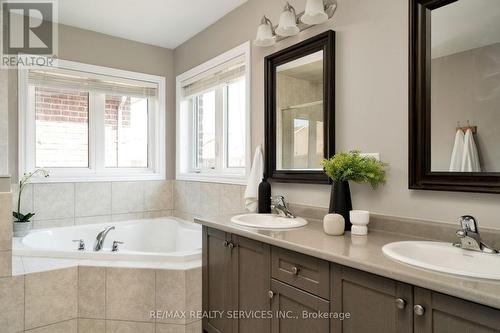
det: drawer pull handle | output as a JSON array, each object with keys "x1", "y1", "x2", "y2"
[
  {"x1": 395, "y1": 298, "x2": 406, "y2": 309},
  {"x1": 223, "y1": 241, "x2": 229, "y2": 247},
  {"x1": 291, "y1": 266, "x2": 300, "y2": 275},
  {"x1": 228, "y1": 242, "x2": 235, "y2": 250},
  {"x1": 414, "y1": 305, "x2": 425, "y2": 316},
  {"x1": 268, "y1": 290, "x2": 275, "y2": 299}
]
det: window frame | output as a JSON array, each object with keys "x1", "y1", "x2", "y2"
[
  {"x1": 18, "y1": 58, "x2": 166, "y2": 183},
  {"x1": 176, "y1": 42, "x2": 251, "y2": 185}
]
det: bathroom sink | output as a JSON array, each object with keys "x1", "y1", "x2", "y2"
[
  {"x1": 383, "y1": 241, "x2": 500, "y2": 280},
  {"x1": 231, "y1": 214, "x2": 308, "y2": 229}
]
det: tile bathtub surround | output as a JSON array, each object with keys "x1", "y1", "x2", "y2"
[
  {"x1": 24, "y1": 319, "x2": 78, "y2": 333},
  {"x1": 78, "y1": 267, "x2": 106, "y2": 319},
  {"x1": 77, "y1": 266, "x2": 202, "y2": 325},
  {"x1": 0, "y1": 250, "x2": 12, "y2": 277},
  {"x1": 156, "y1": 267, "x2": 202, "y2": 324},
  {"x1": 105, "y1": 267, "x2": 156, "y2": 322},
  {"x1": 156, "y1": 321, "x2": 202, "y2": 333},
  {"x1": 0, "y1": 190, "x2": 12, "y2": 277},
  {"x1": 0, "y1": 275, "x2": 24, "y2": 333},
  {"x1": 0, "y1": 267, "x2": 79, "y2": 333},
  {"x1": 24, "y1": 267, "x2": 78, "y2": 329},
  {"x1": 1, "y1": 265, "x2": 202, "y2": 332},
  {"x1": 33, "y1": 183, "x2": 75, "y2": 220},
  {"x1": 75, "y1": 182, "x2": 112, "y2": 217},
  {"x1": 174, "y1": 180, "x2": 246, "y2": 220},
  {"x1": 11, "y1": 180, "x2": 174, "y2": 229},
  {"x1": 106, "y1": 320, "x2": 155, "y2": 333},
  {"x1": 78, "y1": 318, "x2": 105, "y2": 333},
  {"x1": 0, "y1": 190, "x2": 12, "y2": 251}
]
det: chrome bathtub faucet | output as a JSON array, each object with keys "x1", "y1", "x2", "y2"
[
  {"x1": 93, "y1": 226, "x2": 115, "y2": 251},
  {"x1": 453, "y1": 216, "x2": 498, "y2": 254},
  {"x1": 72, "y1": 239, "x2": 85, "y2": 251},
  {"x1": 111, "y1": 241, "x2": 124, "y2": 252},
  {"x1": 271, "y1": 195, "x2": 296, "y2": 218}
]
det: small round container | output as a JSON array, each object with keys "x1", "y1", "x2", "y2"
[
  {"x1": 350, "y1": 210, "x2": 370, "y2": 235},
  {"x1": 323, "y1": 213, "x2": 345, "y2": 236}
]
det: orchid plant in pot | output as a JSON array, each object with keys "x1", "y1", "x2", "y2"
[
  {"x1": 322, "y1": 151, "x2": 387, "y2": 230},
  {"x1": 12, "y1": 169, "x2": 49, "y2": 237}
]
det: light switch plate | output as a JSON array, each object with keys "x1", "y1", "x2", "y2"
[{"x1": 360, "y1": 153, "x2": 380, "y2": 161}]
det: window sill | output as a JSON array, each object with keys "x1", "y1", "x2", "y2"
[
  {"x1": 177, "y1": 173, "x2": 247, "y2": 185},
  {"x1": 25, "y1": 173, "x2": 165, "y2": 183}
]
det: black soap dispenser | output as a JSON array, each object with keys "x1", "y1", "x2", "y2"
[{"x1": 258, "y1": 175, "x2": 271, "y2": 213}]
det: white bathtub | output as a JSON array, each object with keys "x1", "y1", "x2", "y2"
[{"x1": 13, "y1": 218, "x2": 202, "y2": 264}]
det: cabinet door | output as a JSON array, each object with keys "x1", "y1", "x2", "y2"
[
  {"x1": 331, "y1": 264, "x2": 413, "y2": 333},
  {"x1": 203, "y1": 227, "x2": 232, "y2": 333},
  {"x1": 231, "y1": 235, "x2": 271, "y2": 333},
  {"x1": 271, "y1": 279, "x2": 330, "y2": 333},
  {"x1": 414, "y1": 287, "x2": 500, "y2": 333}
]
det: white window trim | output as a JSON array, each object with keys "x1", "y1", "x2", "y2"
[
  {"x1": 176, "y1": 41, "x2": 251, "y2": 185},
  {"x1": 18, "y1": 57, "x2": 166, "y2": 183}
]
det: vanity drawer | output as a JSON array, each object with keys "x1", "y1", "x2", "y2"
[{"x1": 271, "y1": 246, "x2": 330, "y2": 299}]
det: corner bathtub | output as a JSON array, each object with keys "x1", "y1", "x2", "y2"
[{"x1": 13, "y1": 218, "x2": 202, "y2": 266}]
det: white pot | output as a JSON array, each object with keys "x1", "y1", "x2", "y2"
[
  {"x1": 350, "y1": 210, "x2": 370, "y2": 235},
  {"x1": 323, "y1": 213, "x2": 345, "y2": 236},
  {"x1": 13, "y1": 221, "x2": 33, "y2": 237}
]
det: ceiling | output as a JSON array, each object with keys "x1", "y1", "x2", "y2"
[
  {"x1": 431, "y1": 0, "x2": 500, "y2": 58},
  {"x1": 56, "y1": 0, "x2": 247, "y2": 49}
]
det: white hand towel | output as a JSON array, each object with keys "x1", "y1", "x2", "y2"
[
  {"x1": 244, "y1": 146, "x2": 264, "y2": 212},
  {"x1": 449, "y1": 130, "x2": 465, "y2": 171},
  {"x1": 462, "y1": 129, "x2": 481, "y2": 172}
]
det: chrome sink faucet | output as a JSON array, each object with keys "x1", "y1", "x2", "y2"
[
  {"x1": 93, "y1": 226, "x2": 115, "y2": 251},
  {"x1": 453, "y1": 216, "x2": 498, "y2": 254},
  {"x1": 271, "y1": 196, "x2": 296, "y2": 218}
]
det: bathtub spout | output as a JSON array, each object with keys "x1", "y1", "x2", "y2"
[{"x1": 93, "y1": 226, "x2": 115, "y2": 251}]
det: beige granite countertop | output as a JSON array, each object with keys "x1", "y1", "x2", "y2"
[{"x1": 195, "y1": 214, "x2": 500, "y2": 310}]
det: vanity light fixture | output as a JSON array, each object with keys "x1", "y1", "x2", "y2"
[
  {"x1": 301, "y1": 0, "x2": 329, "y2": 25},
  {"x1": 254, "y1": 15, "x2": 276, "y2": 47},
  {"x1": 254, "y1": 0, "x2": 338, "y2": 47},
  {"x1": 276, "y1": 2, "x2": 300, "y2": 37}
]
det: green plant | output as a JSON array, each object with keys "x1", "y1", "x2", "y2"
[
  {"x1": 321, "y1": 151, "x2": 387, "y2": 188},
  {"x1": 13, "y1": 169, "x2": 49, "y2": 223}
]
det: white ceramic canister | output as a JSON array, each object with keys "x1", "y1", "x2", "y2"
[
  {"x1": 323, "y1": 213, "x2": 345, "y2": 236},
  {"x1": 350, "y1": 210, "x2": 370, "y2": 235}
]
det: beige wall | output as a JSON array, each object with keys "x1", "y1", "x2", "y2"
[
  {"x1": 8, "y1": 23, "x2": 176, "y2": 180},
  {"x1": 0, "y1": 70, "x2": 8, "y2": 175},
  {"x1": 431, "y1": 43, "x2": 500, "y2": 172},
  {"x1": 174, "y1": 0, "x2": 500, "y2": 229}
]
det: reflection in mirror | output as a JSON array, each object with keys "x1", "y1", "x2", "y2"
[
  {"x1": 430, "y1": 0, "x2": 500, "y2": 173},
  {"x1": 276, "y1": 50, "x2": 324, "y2": 170}
]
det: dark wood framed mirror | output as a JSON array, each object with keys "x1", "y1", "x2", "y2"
[
  {"x1": 409, "y1": 0, "x2": 500, "y2": 193},
  {"x1": 265, "y1": 30, "x2": 335, "y2": 184}
]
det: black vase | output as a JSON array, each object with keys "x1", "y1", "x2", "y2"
[{"x1": 329, "y1": 181, "x2": 353, "y2": 230}]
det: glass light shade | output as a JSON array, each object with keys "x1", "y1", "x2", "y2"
[
  {"x1": 254, "y1": 21, "x2": 275, "y2": 47},
  {"x1": 301, "y1": 0, "x2": 328, "y2": 25},
  {"x1": 276, "y1": 7, "x2": 299, "y2": 37}
]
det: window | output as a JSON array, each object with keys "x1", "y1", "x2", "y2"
[
  {"x1": 19, "y1": 59, "x2": 166, "y2": 182},
  {"x1": 176, "y1": 42, "x2": 250, "y2": 184}
]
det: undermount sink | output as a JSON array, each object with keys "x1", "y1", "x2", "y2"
[
  {"x1": 383, "y1": 241, "x2": 500, "y2": 280},
  {"x1": 231, "y1": 214, "x2": 308, "y2": 229}
]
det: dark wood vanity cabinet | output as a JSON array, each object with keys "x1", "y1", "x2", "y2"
[
  {"x1": 271, "y1": 279, "x2": 330, "y2": 333},
  {"x1": 203, "y1": 228, "x2": 232, "y2": 333},
  {"x1": 231, "y1": 234, "x2": 272, "y2": 333},
  {"x1": 331, "y1": 264, "x2": 500, "y2": 333},
  {"x1": 202, "y1": 227, "x2": 271, "y2": 333},
  {"x1": 413, "y1": 288, "x2": 500, "y2": 333},
  {"x1": 203, "y1": 227, "x2": 500, "y2": 333},
  {"x1": 331, "y1": 264, "x2": 413, "y2": 333}
]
